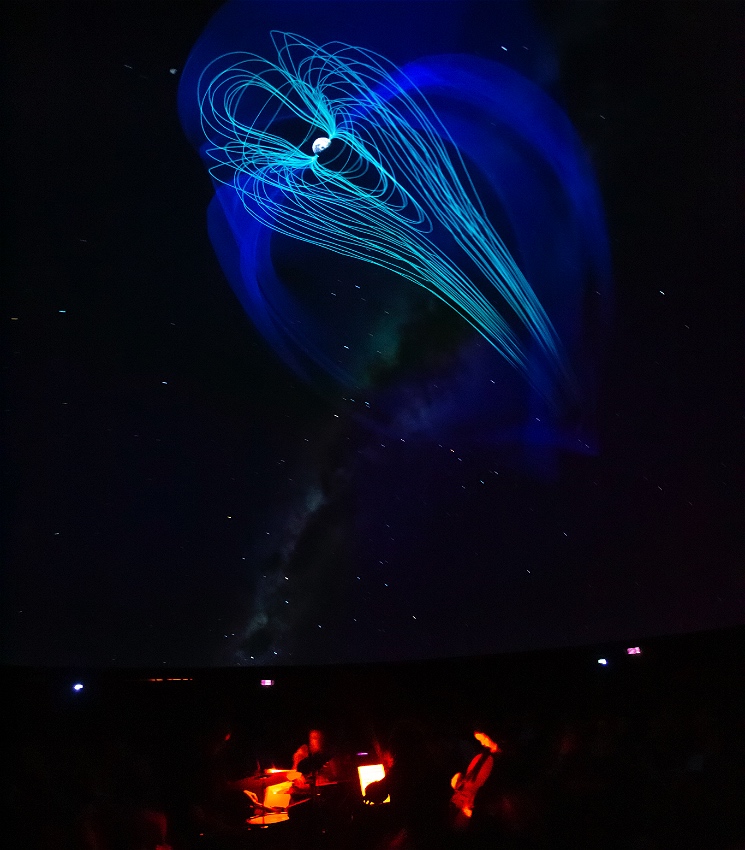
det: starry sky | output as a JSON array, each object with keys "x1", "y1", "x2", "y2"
[{"x1": 3, "y1": 0, "x2": 743, "y2": 668}]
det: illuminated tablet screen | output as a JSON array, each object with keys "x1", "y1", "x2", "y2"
[{"x1": 358, "y1": 764, "x2": 390, "y2": 803}]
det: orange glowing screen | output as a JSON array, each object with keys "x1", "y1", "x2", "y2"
[{"x1": 358, "y1": 764, "x2": 390, "y2": 803}]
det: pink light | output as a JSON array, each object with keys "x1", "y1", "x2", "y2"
[
  {"x1": 626, "y1": 646, "x2": 641, "y2": 655},
  {"x1": 260, "y1": 678, "x2": 274, "y2": 686}
]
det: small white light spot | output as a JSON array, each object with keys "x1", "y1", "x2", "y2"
[{"x1": 312, "y1": 137, "x2": 331, "y2": 154}]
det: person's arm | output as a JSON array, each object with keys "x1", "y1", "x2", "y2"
[{"x1": 292, "y1": 745, "x2": 309, "y2": 771}]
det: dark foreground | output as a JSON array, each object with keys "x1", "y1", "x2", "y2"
[{"x1": 6, "y1": 627, "x2": 744, "y2": 849}]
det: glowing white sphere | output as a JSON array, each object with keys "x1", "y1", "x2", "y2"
[{"x1": 312, "y1": 137, "x2": 331, "y2": 155}]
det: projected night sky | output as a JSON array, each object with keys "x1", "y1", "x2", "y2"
[{"x1": 4, "y1": 1, "x2": 742, "y2": 667}]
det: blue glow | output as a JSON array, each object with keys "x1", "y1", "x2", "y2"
[
  {"x1": 179, "y1": 2, "x2": 612, "y2": 471},
  {"x1": 196, "y1": 32, "x2": 571, "y2": 399}
]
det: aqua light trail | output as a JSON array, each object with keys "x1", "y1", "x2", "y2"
[{"x1": 197, "y1": 32, "x2": 575, "y2": 399}]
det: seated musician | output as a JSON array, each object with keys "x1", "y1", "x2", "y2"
[
  {"x1": 290, "y1": 729, "x2": 338, "y2": 795},
  {"x1": 449, "y1": 726, "x2": 502, "y2": 831}
]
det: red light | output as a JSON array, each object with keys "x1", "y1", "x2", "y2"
[{"x1": 626, "y1": 646, "x2": 641, "y2": 655}]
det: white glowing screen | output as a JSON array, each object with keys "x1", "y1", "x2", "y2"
[{"x1": 358, "y1": 763, "x2": 389, "y2": 803}]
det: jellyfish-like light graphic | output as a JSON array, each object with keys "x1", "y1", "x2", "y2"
[{"x1": 196, "y1": 32, "x2": 575, "y2": 403}]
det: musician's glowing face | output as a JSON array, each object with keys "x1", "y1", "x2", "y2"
[
  {"x1": 474, "y1": 731, "x2": 499, "y2": 752},
  {"x1": 308, "y1": 730, "x2": 324, "y2": 754}
]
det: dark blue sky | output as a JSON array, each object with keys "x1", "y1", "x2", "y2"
[{"x1": 3, "y1": 1, "x2": 743, "y2": 668}]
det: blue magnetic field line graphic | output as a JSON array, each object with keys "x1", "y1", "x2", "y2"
[{"x1": 196, "y1": 32, "x2": 576, "y2": 402}]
